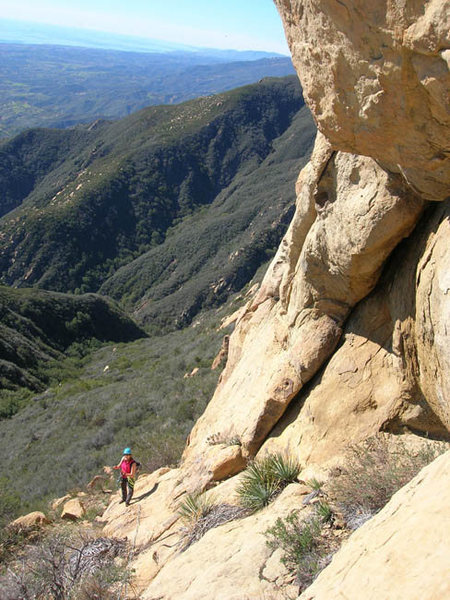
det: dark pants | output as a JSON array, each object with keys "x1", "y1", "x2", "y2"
[{"x1": 121, "y1": 477, "x2": 134, "y2": 504}]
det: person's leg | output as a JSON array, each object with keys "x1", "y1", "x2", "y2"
[
  {"x1": 125, "y1": 477, "x2": 135, "y2": 505},
  {"x1": 121, "y1": 477, "x2": 127, "y2": 502}
]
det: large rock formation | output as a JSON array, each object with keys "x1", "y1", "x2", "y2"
[
  {"x1": 100, "y1": 0, "x2": 449, "y2": 597},
  {"x1": 299, "y1": 450, "x2": 450, "y2": 600}
]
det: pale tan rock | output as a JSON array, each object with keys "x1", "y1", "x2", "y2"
[
  {"x1": 261, "y1": 202, "x2": 450, "y2": 465},
  {"x1": 61, "y1": 498, "x2": 85, "y2": 520},
  {"x1": 415, "y1": 204, "x2": 450, "y2": 429},
  {"x1": 181, "y1": 149, "x2": 423, "y2": 475},
  {"x1": 211, "y1": 335, "x2": 229, "y2": 370},
  {"x1": 298, "y1": 451, "x2": 450, "y2": 600},
  {"x1": 208, "y1": 444, "x2": 246, "y2": 481},
  {"x1": 219, "y1": 304, "x2": 249, "y2": 330},
  {"x1": 140, "y1": 483, "x2": 313, "y2": 600},
  {"x1": 10, "y1": 511, "x2": 50, "y2": 529},
  {"x1": 87, "y1": 474, "x2": 106, "y2": 489},
  {"x1": 274, "y1": 0, "x2": 450, "y2": 200},
  {"x1": 51, "y1": 494, "x2": 71, "y2": 510},
  {"x1": 183, "y1": 367, "x2": 199, "y2": 379}
]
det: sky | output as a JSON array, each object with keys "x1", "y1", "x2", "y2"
[{"x1": 0, "y1": 0, "x2": 289, "y2": 54}]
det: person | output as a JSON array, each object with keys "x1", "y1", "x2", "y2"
[{"x1": 113, "y1": 447, "x2": 138, "y2": 506}]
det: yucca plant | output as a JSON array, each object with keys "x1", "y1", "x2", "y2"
[
  {"x1": 266, "y1": 453, "x2": 301, "y2": 484},
  {"x1": 236, "y1": 453, "x2": 301, "y2": 512},
  {"x1": 177, "y1": 492, "x2": 215, "y2": 524}
]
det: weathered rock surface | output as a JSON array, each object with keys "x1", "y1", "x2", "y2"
[
  {"x1": 262, "y1": 201, "x2": 450, "y2": 464},
  {"x1": 141, "y1": 482, "x2": 309, "y2": 600},
  {"x1": 51, "y1": 494, "x2": 71, "y2": 511},
  {"x1": 274, "y1": 0, "x2": 450, "y2": 200},
  {"x1": 299, "y1": 451, "x2": 450, "y2": 600},
  {"x1": 10, "y1": 511, "x2": 50, "y2": 529},
  {"x1": 180, "y1": 139, "x2": 424, "y2": 481}
]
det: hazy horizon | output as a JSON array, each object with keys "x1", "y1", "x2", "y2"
[
  {"x1": 0, "y1": 18, "x2": 288, "y2": 57},
  {"x1": 0, "y1": 0, "x2": 289, "y2": 54}
]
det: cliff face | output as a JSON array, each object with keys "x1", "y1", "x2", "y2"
[{"x1": 100, "y1": 1, "x2": 449, "y2": 597}]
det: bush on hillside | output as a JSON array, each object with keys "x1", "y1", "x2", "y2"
[
  {"x1": 265, "y1": 503, "x2": 337, "y2": 592},
  {"x1": 328, "y1": 434, "x2": 447, "y2": 529},
  {"x1": 0, "y1": 529, "x2": 130, "y2": 600}
]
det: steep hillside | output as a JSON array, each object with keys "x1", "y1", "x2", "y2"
[
  {"x1": 0, "y1": 42, "x2": 294, "y2": 137},
  {"x1": 0, "y1": 76, "x2": 315, "y2": 329},
  {"x1": 0, "y1": 285, "x2": 146, "y2": 397}
]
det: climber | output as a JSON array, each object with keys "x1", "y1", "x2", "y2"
[{"x1": 113, "y1": 447, "x2": 139, "y2": 506}]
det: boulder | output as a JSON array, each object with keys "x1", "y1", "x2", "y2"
[
  {"x1": 10, "y1": 511, "x2": 50, "y2": 529},
  {"x1": 51, "y1": 494, "x2": 71, "y2": 510},
  {"x1": 61, "y1": 498, "x2": 85, "y2": 520},
  {"x1": 274, "y1": 0, "x2": 450, "y2": 200}
]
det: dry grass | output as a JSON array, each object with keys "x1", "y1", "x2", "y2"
[
  {"x1": 178, "y1": 501, "x2": 247, "y2": 551},
  {"x1": 328, "y1": 434, "x2": 447, "y2": 528}
]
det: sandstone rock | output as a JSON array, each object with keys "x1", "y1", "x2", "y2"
[
  {"x1": 274, "y1": 0, "x2": 450, "y2": 200},
  {"x1": 61, "y1": 498, "x2": 85, "y2": 520},
  {"x1": 415, "y1": 203, "x2": 450, "y2": 429},
  {"x1": 10, "y1": 511, "x2": 50, "y2": 529},
  {"x1": 298, "y1": 451, "x2": 450, "y2": 599},
  {"x1": 261, "y1": 202, "x2": 450, "y2": 465},
  {"x1": 141, "y1": 483, "x2": 311, "y2": 600},
  {"x1": 208, "y1": 444, "x2": 246, "y2": 481},
  {"x1": 87, "y1": 475, "x2": 106, "y2": 490},
  {"x1": 51, "y1": 494, "x2": 71, "y2": 510},
  {"x1": 219, "y1": 304, "x2": 249, "y2": 330},
  {"x1": 211, "y1": 335, "x2": 230, "y2": 370},
  {"x1": 181, "y1": 147, "x2": 424, "y2": 476},
  {"x1": 184, "y1": 367, "x2": 199, "y2": 378}
]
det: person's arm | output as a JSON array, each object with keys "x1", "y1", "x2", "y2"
[
  {"x1": 113, "y1": 459, "x2": 123, "y2": 470},
  {"x1": 130, "y1": 462, "x2": 137, "y2": 479}
]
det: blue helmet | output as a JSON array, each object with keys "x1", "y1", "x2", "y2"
[{"x1": 123, "y1": 447, "x2": 132, "y2": 455}]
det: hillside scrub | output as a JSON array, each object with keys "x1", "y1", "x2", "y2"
[
  {"x1": 0, "y1": 293, "x2": 249, "y2": 521},
  {"x1": 0, "y1": 285, "x2": 146, "y2": 397},
  {"x1": 0, "y1": 527, "x2": 130, "y2": 600},
  {"x1": 0, "y1": 78, "x2": 315, "y2": 332},
  {"x1": 328, "y1": 435, "x2": 448, "y2": 529}
]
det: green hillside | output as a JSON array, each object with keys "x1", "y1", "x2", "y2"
[
  {"x1": 0, "y1": 285, "x2": 146, "y2": 399},
  {"x1": 0, "y1": 43, "x2": 294, "y2": 137},
  {"x1": 0, "y1": 76, "x2": 315, "y2": 330}
]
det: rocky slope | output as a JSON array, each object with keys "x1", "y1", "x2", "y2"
[{"x1": 8, "y1": 1, "x2": 449, "y2": 598}]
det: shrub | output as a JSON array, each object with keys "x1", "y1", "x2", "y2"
[
  {"x1": 177, "y1": 492, "x2": 216, "y2": 524},
  {"x1": 177, "y1": 494, "x2": 246, "y2": 551},
  {"x1": 236, "y1": 453, "x2": 301, "y2": 512},
  {"x1": 265, "y1": 505, "x2": 336, "y2": 592},
  {"x1": 0, "y1": 529, "x2": 130, "y2": 600},
  {"x1": 328, "y1": 434, "x2": 447, "y2": 529}
]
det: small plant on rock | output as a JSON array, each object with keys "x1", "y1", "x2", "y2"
[
  {"x1": 177, "y1": 492, "x2": 246, "y2": 551},
  {"x1": 265, "y1": 502, "x2": 337, "y2": 592},
  {"x1": 237, "y1": 453, "x2": 301, "y2": 512}
]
